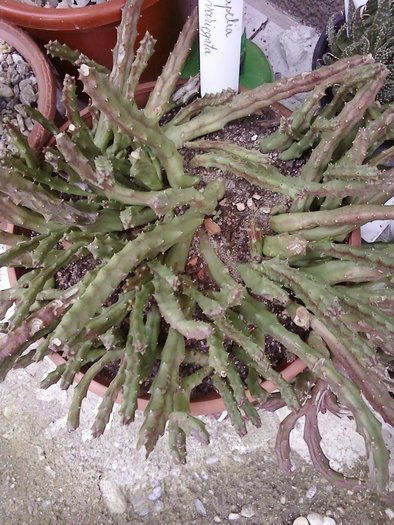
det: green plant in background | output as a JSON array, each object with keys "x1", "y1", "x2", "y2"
[
  {"x1": 0, "y1": 0, "x2": 393, "y2": 498},
  {"x1": 324, "y1": 0, "x2": 394, "y2": 103}
]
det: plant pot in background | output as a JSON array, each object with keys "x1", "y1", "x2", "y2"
[
  {"x1": 0, "y1": 0, "x2": 185, "y2": 81},
  {"x1": 311, "y1": 13, "x2": 345, "y2": 70},
  {"x1": 0, "y1": 20, "x2": 56, "y2": 152}
]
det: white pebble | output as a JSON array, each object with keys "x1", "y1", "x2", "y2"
[
  {"x1": 228, "y1": 513, "x2": 240, "y2": 520},
  {"x1": 246, "y1": 198, "x2": 254, "y2": 208},
  {"x1": 206, "y1": 456, "x2": 219, "y2": 465},
  {"x1": 280, "y1": 496, "x2": 286, "y2": 504},
  {"x1": 99, "y1": 480, "x2": 127, "y2": 515},
  {"x1": 306, "y1": 485, "x2": 317, "y2": 499},
  {"x1": 252, "y1": 193, "x2": 262, "y2": 200},
  {"x1": 148, "y1": 485, "x2": 162, "y2": 501},
  {"x1": 214, "y1": 517, "x2": 221, "y2": 523},
  {"x1": 385, "y1": 509, "x2": 394, "y2": 520},
  {"x1": 235, "y1": 202, "x2": 246, "y2": 211},
  {"x1": 323, "y1": 517, "x2": 337, "y2": 525},
  {"x1": 240, "y1": 506, "x2": 255, "y2": 518},
  {"x1": 154, "y1": 500, "x2": 164, "y2": 513},
  {"x1": 195, "y1": 499, "x2": 207, "y2": 517},
  {"x1": 293, "y1": 518, "x2": 309, "y2": 525},
  {"x1": 307, "y1": 513, "x2": 324, "y2": 525}
]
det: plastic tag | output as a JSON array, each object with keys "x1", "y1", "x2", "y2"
[
  {"x1": 198, "y1": 0, "x2": 244, "y2": 96},
  {"x1": 360, "y1": 196, "x2": 394, "y2": 243}
]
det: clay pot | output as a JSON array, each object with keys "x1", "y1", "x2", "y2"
[
  {"x1": 4, "y1": 79, "x2": 309, "y2": 415},
  {"x1": 0, "y1": 20, "x2": 56, "y2": 152},
  {"x1": 0, "y1": 0, "x2": 184, "y2": 81}
]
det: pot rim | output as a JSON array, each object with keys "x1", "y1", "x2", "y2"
[
  {"x1": 0, "y1": 0, "x2": 157, "y2": 31},
  {"x1": 0, "y1": 20, "x2": 56, "y2": 151}
]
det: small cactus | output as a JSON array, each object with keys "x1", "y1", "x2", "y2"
[{"x1": 324, "y1": 0, "x2": 394, "y2": 103}]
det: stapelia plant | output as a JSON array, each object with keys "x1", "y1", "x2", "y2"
[
  {"x1": 0, "y1": 0, "x2": 393, "y2": 497},
  {"x1": 324, "y1": 0, "x2": 394, "y2": 103}
]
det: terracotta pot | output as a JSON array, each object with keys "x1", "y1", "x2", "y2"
[
  {"x1": 0, "y1": 20, "x2": 56, "y2": 152},
  {"x1": 4, "y1": 83, "x2": 309, "y2": 415},
  {"x1": 0, "y1": 0, "x2": 184, "y2": 81}
]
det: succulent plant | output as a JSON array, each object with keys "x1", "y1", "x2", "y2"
[
  {"x1": 323, "y1": 0, "x2": 394, "y2": 103},
  {"x1": 0, "y1": 0, "x2": 393, "y2": 498}
]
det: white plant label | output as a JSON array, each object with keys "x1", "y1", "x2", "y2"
[
  {"x1": 361, "y1": 196, "x2": 394, "y2": 243},
  {"x1": 344, "y1": 0, "x2": 368, "y2": 23},
  {"x1": 198, "y1": 0, "x2": 244, "y2": 96}
]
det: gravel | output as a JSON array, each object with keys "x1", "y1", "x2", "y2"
[
  {"x1": 0, "y1": 39, "x2": 36, "y2": 158},
  {"x1": 17, "y1": 0, "x2": 108, "y2": 7}
]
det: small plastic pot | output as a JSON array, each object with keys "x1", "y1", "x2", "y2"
[
  {"x1": 0, "y1": 0, "x2": 184, "y2": 81},
  {"x1": 0, "y1": 20, "x2": 56, "y2": 152}
]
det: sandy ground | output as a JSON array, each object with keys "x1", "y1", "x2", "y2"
[{"x1": 0, "y1": 360, "x2": 392, "y2": 525}]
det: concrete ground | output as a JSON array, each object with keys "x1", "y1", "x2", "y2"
[
  {"x1": 0, "y1": 2, "x2": 393, "y2": 525},
  {"x1": 0, "y1": 361, "x2": 393, "y2": 525}
]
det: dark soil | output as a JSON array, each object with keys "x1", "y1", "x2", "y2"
[{"x1": 55, "y1": 107, "x2": 308, "y2": 397}]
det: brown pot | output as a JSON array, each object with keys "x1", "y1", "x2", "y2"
[
  {"x1": 0, "y1": 20, "x2": 56, "y2": 152},
  {"x1": 4, "y1": 80, "x2": 308, "y2": 415},
  {"x1": 0, "y1": 0, "x2": 184, "y2": 81}
]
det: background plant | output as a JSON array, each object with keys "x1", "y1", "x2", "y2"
[
  {"x1": 0, "y1": 0, "x2": 393, "y2": 498},
  {"x1": 323, "y1": 0, "x2": 394, "y2": 103}
]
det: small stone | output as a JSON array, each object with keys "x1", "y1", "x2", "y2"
[
  {"x1": 99, "y1": 479, "x2": 127, "y2": 515},
  {"x1": 246, "y1": 198, "x2": 254, "y2": 208},
  {"x1": 251, "y1": 134, "x2": 258, "y2": 141},
  {"x1": 240, "y1": 505, "x2": 255, "y2": 518},
  {"x1": 280, "y1": 496, "x2": 286, "y2": 504},
  {"x1": 261, "y1": 206, "x2": 271, "y2": 214},
  {"x1": 206, "y1": 455, "x2": 219, "y2": 465},
  {"x1": 307, "y1": 513, "x2": 324, "y2": 525},
  {"x1": 213, "y1": 517, "x2": 221, "y2": 523},
  {"x1": 204, "y1": 218, "x2": 221, "y2": 234},
  {"x1": 385, "y1": 509, "x2": 394, "y2": 520},
  {"x1": 293, "y1": 518, "x2": 309, "y2": 525},
  {"x1": 235, "y1": 202, "x2": 246, "y2": 211},
  {"x1": 306, "y1": 485, "x2": 317, "y2": 499},
  {"x1": 154, "y1": 500, "x2": 164, "y2": 513},
  {"x1": 195, "y1": 499, "x2": 207, "y2": 517},
  {"x1": 130, "y1": 491, "x2": 150, "y2": 518},
  {"x1": 0, "y1": 83, "x2": 13, "y2": 97},
  {"x1": 19, "y1": 79, "x2": 36, "y2": 105},
  {"x1": 252, "y1": 193, "x2": 262, "y2": 200},
  {"x1": 228, "y1": 513, "x2": 240, "y2": 520},
  {"x1": 323, "y1": 517, "x2": 336, "y2": 525},
  {"x1": 3, "y1": 406, "x2": 13, "y2": 419},
  {"x1": 148, "y1": 485, "x2": 162, "y2": 501},
  {"x1": 34, "y1": 445, "x2": 46, "y2": 461}
]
